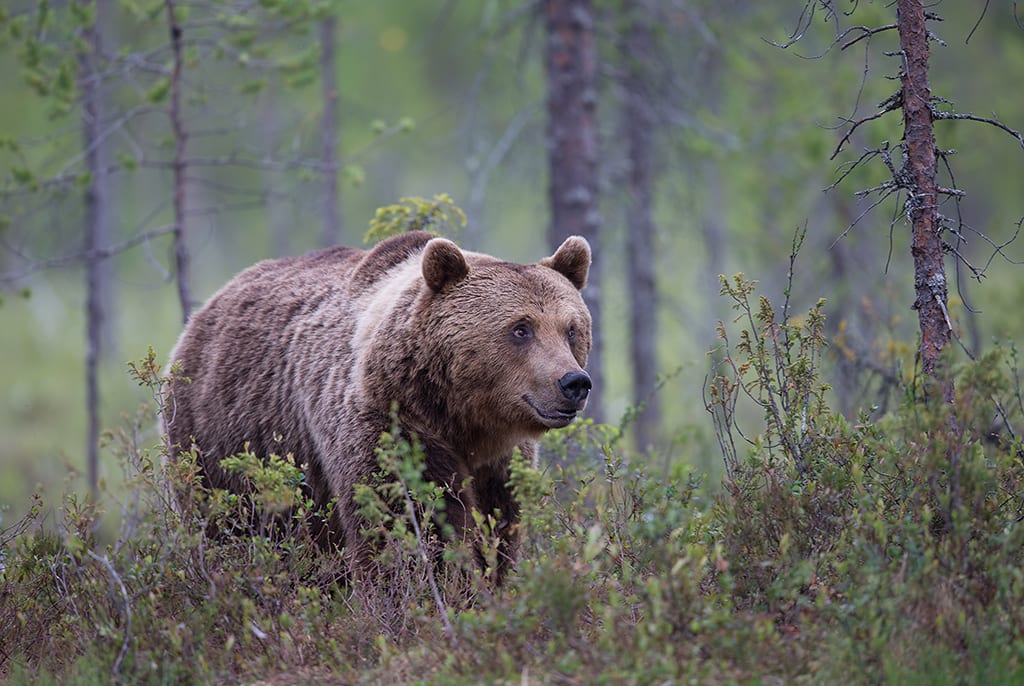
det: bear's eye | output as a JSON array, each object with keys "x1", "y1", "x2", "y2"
[
  {"x1": 511, "y1": 322, "x2": 533, "y2": 341},
  {"x1": 568, "y1": 325, "x2": 576, "y2": 342}
]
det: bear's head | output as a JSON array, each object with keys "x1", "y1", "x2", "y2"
[{"x1": 416, "y1": 235, "x2": 593, "y2": 454}]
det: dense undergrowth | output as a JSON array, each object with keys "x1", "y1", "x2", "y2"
[{"x1": 4, "y1": 274, "x2": 1024, "y2": 685}]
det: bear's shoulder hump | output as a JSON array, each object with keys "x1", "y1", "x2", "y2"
[{"x1": 351, "y1": 231, "x2": 434, "y2": 289}]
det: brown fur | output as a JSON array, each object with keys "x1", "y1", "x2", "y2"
[{"x1": 165, "y1": 231, "x2": 592, "y2": 581}]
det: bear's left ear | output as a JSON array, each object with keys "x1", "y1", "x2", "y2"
[
  {"x1": 422, "y1": 238, "x2": 470, "y2": 292},
  {"x1": 541, "y1": 235, "x2": 591, "y2": 291}
]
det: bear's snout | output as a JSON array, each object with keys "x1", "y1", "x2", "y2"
[{"x1": 558, "y1": 370, "x2": 592, "y2": 407}]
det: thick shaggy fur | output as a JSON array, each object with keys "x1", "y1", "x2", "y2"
[{"x1": 166, "y1": 231, "x2": 592, "y2": 580}]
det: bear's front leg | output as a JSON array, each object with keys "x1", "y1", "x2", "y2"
[{"x1": 471, "y1": 462, "x2": 521, "y2": 585}]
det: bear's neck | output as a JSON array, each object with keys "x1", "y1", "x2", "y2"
[{"x1": 395, "y1": 410, "x2": 531, "y2": 470}]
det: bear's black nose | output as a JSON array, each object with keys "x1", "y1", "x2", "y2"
[{"x1": 558, "y1": 371, "x2": 592, "y2": 405}]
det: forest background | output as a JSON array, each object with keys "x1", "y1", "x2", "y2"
[
  {"x1": 4, "y1": 0, "x2": 1023, "y2": 519},
  {"x1": 4, "y1": 1, "x2": 1024, "y2": 682}
]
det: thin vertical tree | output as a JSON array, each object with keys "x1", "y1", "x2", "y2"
[
  {"x1": 166, "y1": 0, "x2": 192, "y2": 323},
  {"x1": 319, "y1": 14, "x2": 342, "y2": 247},
  {"x1": 620, "y1": 0, "x2": 660, "y2": 451},
  {"x1": 3, "y1": 0, "x2": 343, "y2": 499},
  {"x1": 544, "y1": 0, "x2": 604, "y2": 423},
  {"x1": 78, "y1": 0, "x2": 111, "y2": 496}
]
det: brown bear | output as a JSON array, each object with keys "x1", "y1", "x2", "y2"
[{"x1": 165, "y1": 230, "x2": 592, "y2": 581}]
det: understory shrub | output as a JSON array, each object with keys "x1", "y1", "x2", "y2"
[
  {"x1": 4, "y1": 277, "x2": 1024, "y2": 683},
  {"x1": 707, "y1": 268, "x2": 1024, "y2": 684}
]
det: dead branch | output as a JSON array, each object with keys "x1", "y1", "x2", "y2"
[
  {"x1": 766, "y1": 0, "x2": 838, "y2": 50},
  {"x1": 840, "y1": 23, "x2": 898, "y2": 51},
  {"x1": 831, "y1": 92, "x2": 901, "y2": 159},
  {"x1": 931, "y1": 107, "x2": 1024, "y2": 151},
  {"x1": 826, "y1": 145, "x2": 886, "y2": 191},
  {"x1": 0, "y1": 225, "x2": 176, "y2": 285}
]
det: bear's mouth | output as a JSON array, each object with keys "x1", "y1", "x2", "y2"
[{"x1": 523, "y1": 395, "x2": 579, "y2": 428}]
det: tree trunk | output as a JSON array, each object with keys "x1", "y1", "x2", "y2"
[
  {"x1": 898, "y1": 0, "x2": 951, "y2": 392},
  {"x1": 79, "y1": 0, "x2": 111, "y2": 496},
  {"x1": 262, "y1": 99, "x2": 291, "y2": 258},
  {"x1": 319, "y1": 15, "x2": 342, "y2": 247},
  {"x1": 166, "y1": 0, "x2": 192, "y2": 323},
  {"x1": 544, "y1": 0, "x2": 604, "y2": 423},
  {"x1": 697, "y1": 46, "x2": 728, "y2": 350},
  {"x1": 622, "y1": 1, "x2": 659, "y2": 452},
  {"x1": 898, "y1": 0, "x2": 959, "y2": 530}
]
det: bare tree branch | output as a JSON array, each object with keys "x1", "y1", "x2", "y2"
[
  {"x1": 965, "y1": 0, "x2": 991, "y2": 44},
  {"x1": 831, "y1": 92, "x2": 901, "y2": 159},
  {"x1": 840, "y1": 24, "x2": 898, "y2": 51},
  {"x1": 931, "y1": 107, "x2": 1024, "y2": 150},
  {"x1": 0, "y1": 226, "x2": 176, "y2": 285}
]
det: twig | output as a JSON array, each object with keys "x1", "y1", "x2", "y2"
[
  {"x1": 0, "y1": 225, "x2": 176, "y2": 285},
  {"x1": 826, "y1": 146, "x2": 885, "y2": 191},
  {"x1": 764, "y1": 0, "x2": 821, "y2": 49},
  {"x1": 840, "y1": 23, "x2": 898, "y2": 51},
  {"x1": 86, "y1": 551, "x2": 132, "y2": 679},
  {"x1": 400, "y1": 485, "x2": 455, "y2": 642},
  {"x1": 931, "y1": 107, "x2": 1024, "y2": 150},
  {"x1": 831, "y1": 92, "x2": 901, "y2": 159},
  {"x1": 467, "y1": 103, "x2": 540, "y2": 233},
  {"x1": 965, "y1": 0, "x2": 991, "y2": 44}
]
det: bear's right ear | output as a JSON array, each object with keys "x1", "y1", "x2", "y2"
[
  {"x1": 422, "y1": 238, "x2": 470, "y2": 292},
  {"x1": 540, "y1": 235, "x2": 591, "y2": 290}
]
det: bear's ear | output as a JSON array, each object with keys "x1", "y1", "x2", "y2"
[
  {"x1": 541, "y1": 235, "x2": 591, "y2": 290},
  {"x1": 422, "y1": 238, "x2": 470, "y2": 292}
]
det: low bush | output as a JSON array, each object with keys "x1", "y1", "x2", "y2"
[{"x1": 4, "y1": 277, "x2": 1024, "y2": 684}]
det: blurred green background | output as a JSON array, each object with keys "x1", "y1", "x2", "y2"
[{"x1": 2, "y1": 0, "x2": 1023, "y2": 525}]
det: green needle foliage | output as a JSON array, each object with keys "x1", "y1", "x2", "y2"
[{"x1": 365, "y1": 194, "x2": 467, "y2": 244}]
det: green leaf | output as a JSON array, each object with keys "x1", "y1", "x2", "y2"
[
  {"x1": 70, "y1": 0, "x2": 95, "y2": 28},
  {"x1": 116, "y1": 150, "x2": 138, "y2": 171},
  {"x1": 230, "y1": 31, "x2": 257, "y2": 50},
  {"x1": 8, "y1": 15, "x2": 26, "y2": 40},
  {"x1": 55, "y1": 62, "x2": 74, "y2": 96},
  {"x1": 285, "y1": 72, "x2": 315, "y2": 89},
  {"x1": 146, "y1": 77, "x2": 170, "y2": 103},
  {"x1": 11, "y1": 167, "x2": 34, "y2": 186},
  {"x1": 238, "y1": 79, "x2": 266, "y2": 96},
  {"x1": 343, "y1": 164, "x2": 365, "y2": 188}
]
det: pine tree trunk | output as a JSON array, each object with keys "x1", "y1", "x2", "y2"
[
  {"x1": 544, "y1": 0, "x2": 604, "y2": 423},
  {"x1": 898, "y1": 0, "x2": 959, "y2": 527},
  {"x1": 622, "y1": 1, "x2": 659, "y2": 451},
  {"x1": 898, "y1": 0, "x2": 951, "y2": 391}
]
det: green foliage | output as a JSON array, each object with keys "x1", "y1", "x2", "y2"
[
  {"x1": 708, "y1": 228, "x2": 832, "y2": 481},
  {"x1": 364, "y1": 193, "x2": 467, "y2": 244},
  {"x1": 7, "y1": 303, "x2": 1024, "y2": 682},
  {"x1": 706, "y1": 264, "x2": 1024, "y2": 683}
]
